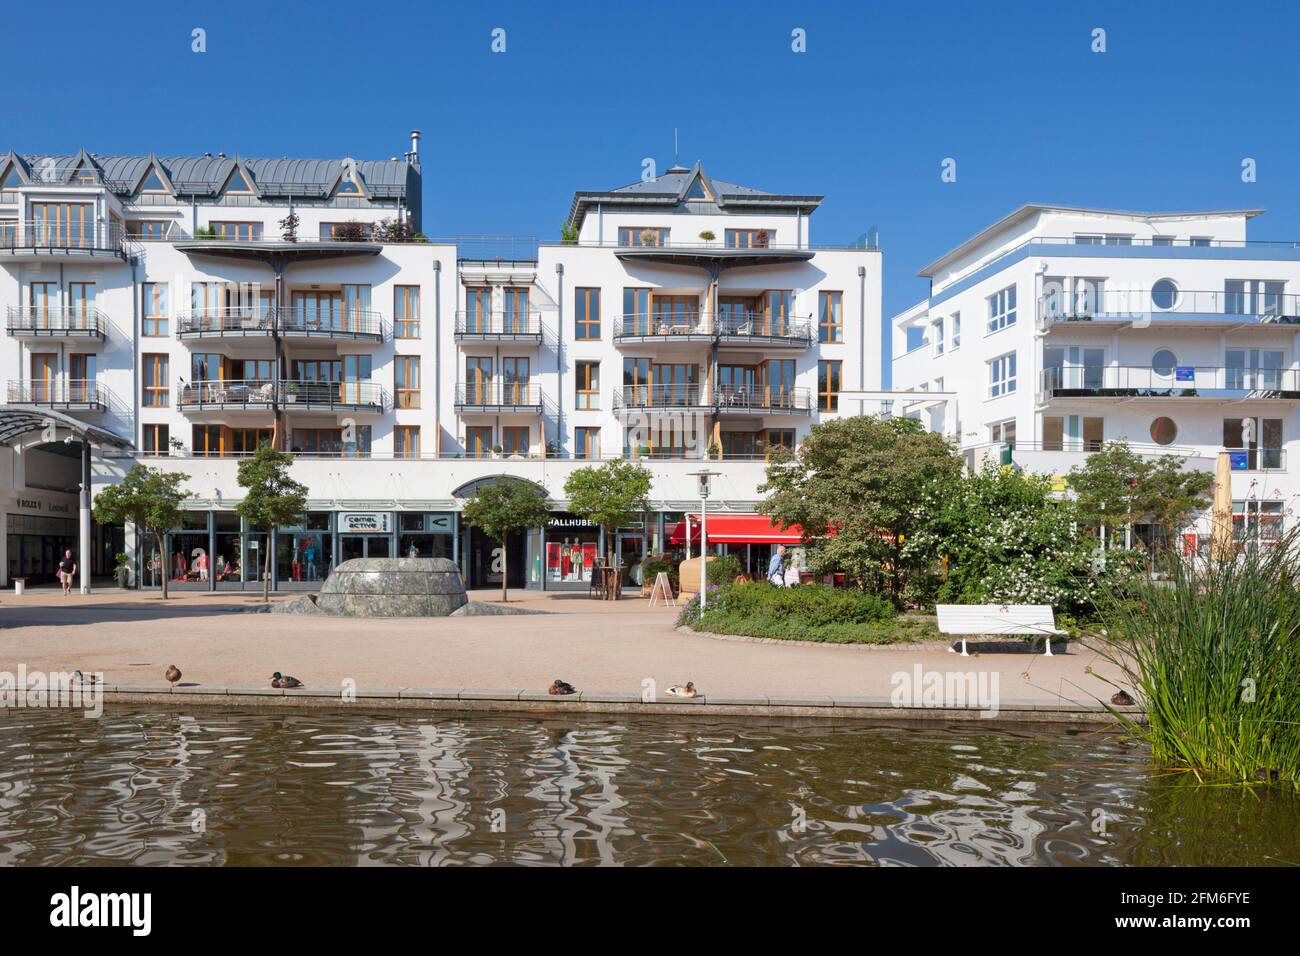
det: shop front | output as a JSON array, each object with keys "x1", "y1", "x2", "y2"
[
  {"x1": 544, "y1": 514, "x2": 599, "y2": 590},
  {"x1": 668, "y1": 514, "x2": 810, "y2": 579}
]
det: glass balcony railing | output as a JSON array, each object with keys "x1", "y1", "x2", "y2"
[
  {"x1": 1041, "y1": 365, "x2": 1300, "y2": 399},
  {"x1": 1039, "y1": 289, "x2": 1300, "y2": 326}
]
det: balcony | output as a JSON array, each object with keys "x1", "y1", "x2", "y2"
[
  {"x1": 177, "y1": 308, "x2": 384, "y2": 341},
  {"x1": 1039, "y1": 289, "x2": 1300, "y2": 331},
  {"x1": 615, "y1": 312, "x2": 711, "y2": 344},
  {"x1": 715, "y1": 384, "x2": 813, "y2": 415},
  {"x1": 454, "y1": 382, "x2": 543, "y2": 413},
  {"x1": 5, "y1": 306, "x2": 106, "y2": 341},
  {"x1": 613, "y1": 384, "x2": 709, "y2": 416},
  {"x1": 454, "y1": 310, "x2": 542, "y2": 343},
  {"x1": 177, "y1": 379, "x2": 387, "y2": 412},
  {"x1": 716, "y1": 312, "x2": 813, "y2": 348},
  {"x1": 7, "y1": 380, "x2": 111, "y2": 411},
  {"x1": 1040, "y1": 366, "x2": 1300, "y2": 402},
  {"x1": 0, "y1": 221, "x2": 127, "y2": 261}
]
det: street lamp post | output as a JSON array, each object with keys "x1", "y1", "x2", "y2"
[{"x1": 689, "y1": 470, "x2": 720, "y2": 608}]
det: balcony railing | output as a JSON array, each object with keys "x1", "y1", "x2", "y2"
[
  {"x1": 716, "y1": 312, "x2": 814, "y2": 344},
  {"x1": 5, "y1": 306, "x2": 106, "y2": 338},
  {"x1": 1, "y1": 220, "x2": 126, "y2": 257},
  {"x1": 1039, "y1": 289, "x2": 1300, "y2": 326},
  {"x1": 715, "y1": 384, "x2": 813, "y2": 413},
  {"x1": 7, "y1": 379, "x2": 110, "y2": 409},
  {"x1": 616, "y1": 312, "x2": 710, "y2": 339},
  {"x1": 454, "y1": 311, "x2": 543, "y2": 339},
  {"x1": 454, "y1": 382, "x2": 543, "y2": 409},
  {"x1": 615, "y1": 384, "x2": 707, "y2": 410},
  {"x1": 177, "y1": 308, "x2": 384, "y2": 339},
  {"x1": 177, "y1": 379, "x2": 387, "y2": 410},
  {"x1": 1041, "y1": 365, "x2": 1300, "y2": 400}
]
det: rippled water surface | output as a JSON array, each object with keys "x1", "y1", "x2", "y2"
[{"x1": 0, "y1": 710, "x2": 1295, "y2": 866}]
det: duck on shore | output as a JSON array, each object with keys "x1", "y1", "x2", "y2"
[
  {"x1": 164, "y1": 665, "x2": 182, "y2": 689},
  {"x1": 549, "y1": 679, "x2": 577, "y2": 696},
  {"x1": 665, "y1": 682, "x2": 697, "y2": 699},
  {"x1": 271, "y1": 672, "x2": 304, "y2": 689}
]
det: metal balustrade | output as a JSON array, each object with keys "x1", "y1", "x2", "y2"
[
  {"x1": 7, "y1": 379, "x2": 110, "y2": 409},
  {"x1": 454, "y1": 382, "x2": 543, "y2": 409},
  {"x1": 614, "y1": 384, "x2": 708, "y2": 410},
  {"x1": 613, "y1": 311, "x2": 814, "y2": 345},
  {"x1": 1041, "y1": 365, "x2": 1300, "y2": 399},
  {"x1": 177, "y1": 308, "x2": 384, "y2": 339},
  {"x1": 177, "y1": 379, "x2": 387, "y2": 410},
  {"x1": 1, "y1": 220, "x2": 125, "y2": 256},
  {"x1": 454, "y1": 310, "x2": 543, "y2": 339},
  {"x1": 5, "y1": 306, "x2": 106, "y2": 338},
  {"x1": 1039, "y1": 289, "x2": 1300, "y2": 326},
  {"x1": 714, "y1": 384, "x2": 813, "y2": 413}
]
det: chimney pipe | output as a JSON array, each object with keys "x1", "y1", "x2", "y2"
[{"x1": 410, "y1": 130, "x2": 421, "y2": 160}]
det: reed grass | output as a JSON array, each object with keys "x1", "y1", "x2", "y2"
[{"x1": 1096, "y1": 530, "x2": 1300, "y2": 786}]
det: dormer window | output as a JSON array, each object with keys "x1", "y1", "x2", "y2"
[
  {"x1": 335, "y1": 173, "x2": 362, "y2": 195},
  {"x1": 70, "y1": 162, "x2": 97, "y2": 185},
  {"x1": 222, "y1": 167, "x2": 255, "y2": 195},
  {"x1": 1, "y1": 167, "x2": 21, "y2": 189},
  {"x1": 139, "y1": 168, "x2": 168, "y2": 193},
  {"x1": 685, "y1": 177, "x2": 712, "y2": 201}
]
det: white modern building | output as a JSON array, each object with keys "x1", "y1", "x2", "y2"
[
  {"x1": 0, "y1": 137, "x2": 882, "y2": 591},
  {"x1": 893, "y1": 204, "x2": 1300, "y2": 550}
]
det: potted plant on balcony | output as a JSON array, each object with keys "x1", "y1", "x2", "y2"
[
  {"x1": 167, "y1": 437, "x2": 185, "y2": 456},
  {"x1": 639, "y1": 229, "x2": 659, "y2": 247},
  {"x1": 192, "y1": 226, "x2": 218, "y2": 240},
  {"x1": 285, "y1": 382, "x2": 299, "y2": 404},
  {"x1": 491, "y1": 443, "x2": 504, "y2": 459},
  {"x1": 279, "y1": 211, "x2": 299, "y2": 243},
  {"x1": 560, "y1": 222, "x2": 579, "y2": 245},
  {"x1": 332, "y1": 220, "x2": 370, "y2": 242},
  {"x1": 698, "y1": 230, "x2": 716, "y2": 243},
  {"x1": 707, "y1": 442, "x2": 721, "y2": 460},
  {"x1": 752, "y1": 231, "x2": 770, "y2": 248}
]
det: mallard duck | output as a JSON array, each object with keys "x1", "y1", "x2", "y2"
[
  {"x1": 164, "y1": 665, "x2": 182, "y2": 688},
  {"x1": 665, "y1": 681, "x2": 697, "y2": 699},
  {"x1": 271, "y1": 672, "x2": 304, "y2": 689},
  {"x1": 1110, "y1": 690, "x2": 1135, "y2": 706},
  {"x1": 72, "y1": 670, "x2": 100, "y2": 685},
  {"x1": 548, "y1": 679, "x2": 577, "y2": 696}
]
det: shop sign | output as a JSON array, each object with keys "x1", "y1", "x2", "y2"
[
  {"x1": 547, "y1": 514, "x2": 596, "y2": 529},
  {"x1": 427, "y1": 513, "x2": 453, "y2": 533},
  {"x1": 340, "y1": 512, "x2": 391, "y2": 533}
]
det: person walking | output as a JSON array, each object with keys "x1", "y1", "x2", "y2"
[
  {"x1": 57, "y1": 549, "x2": 77, "y2": 596},
  {"x1": 767, "y1": 544, "x2": 786, "y2": 587}
]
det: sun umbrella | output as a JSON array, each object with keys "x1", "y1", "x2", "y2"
[{"x1": 1210, "y1": 450, "x2": 1234, "y2": 561}]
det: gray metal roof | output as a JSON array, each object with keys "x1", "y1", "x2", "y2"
[
  {"x1": 0, "y1": 406, "x2": 131, "y2": 448},
  {"x1": 567, "y1": 162, "x2": 823, "y2": 228},
  {"x1": 0, "y1": 149, "x2": 415, "y2": 200}
]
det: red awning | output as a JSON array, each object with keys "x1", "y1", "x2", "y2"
[{"x1": 668, "y1": 515, "x2": 809, "y2": 545}]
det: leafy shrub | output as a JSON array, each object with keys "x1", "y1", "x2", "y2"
[
  {"x1": 706, "y1": 553, "x2": 743, "y2": 585},
  {"x1": 641, "y1": 553, "x2": 678, "y2": 588},
  {"x1": 678, "y1": 582, "x2": 905, "y2": 644}
]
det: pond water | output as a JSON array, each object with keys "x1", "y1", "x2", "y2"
[{"x1": 0, "y1": 709, "x2": 1294, "y2": 866}]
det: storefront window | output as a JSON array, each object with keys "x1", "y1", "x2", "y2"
[
  {"x1": 545, "y1": 514, "x2": 599, "y2": 586},
  {"x1": 399, "y1": 512, "x2": 454, "y2": 559},
  {"x1": 276, "y1": 513, "x2": 333, "y2": 584},
  {"x1": 168, "y1": 511, "x2": 210, "y2": 586},
  {"x1": 213, "y1": 512, "x2": 243, "y2": 587}
]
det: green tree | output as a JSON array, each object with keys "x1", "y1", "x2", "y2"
[
  {"x1": 760, "y1": 416, "x2": 963, "y2": 603},
  {"x1": 461, "y1": 478, "x2": 552, "y2": 602},
  {"x1": 235, "y1": 444, "x2": 308, "y2": 602},
  {"x1": 93, "y1": 464, "x2": 191, "y2": 599},
  {"x1": 563, "y1": 460, "x2": 652, "y2": 567},
  {"x1": 903, "y1": 464, "x2": 1099, "y2": 611},
  {"x1": 1067, "y1": 441, "x2": 1213, "y2": 551},
  {"x1": 560, "y1": 221, "x2": 579, "y2": 244}
]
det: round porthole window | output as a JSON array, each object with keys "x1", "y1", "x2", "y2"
[
  {"x1": 1150, "y1": 417, "x2": 1178, "y2": 445},
  {"x1": 1152, "y1": 279, "x2": 1179, "y2": 310},
  {"x1": 1152, "y1": 348, "x2": 1177, "y2": 376}
]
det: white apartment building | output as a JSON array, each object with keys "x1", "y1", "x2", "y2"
[
  {"x1": 893, "y1": 204, "x2": 1300, "y2": 550},
  {"x1": 0, "y1": 138, "x2": 881, "y2": 592}
]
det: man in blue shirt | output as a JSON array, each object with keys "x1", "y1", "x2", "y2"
[{"x1": 767, "y1": 545, "x2": 786, "y2": 586}]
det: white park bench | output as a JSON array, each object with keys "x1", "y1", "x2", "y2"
[{"x1": 936, "y1": 604, "x2": 1067, "y2": 657}]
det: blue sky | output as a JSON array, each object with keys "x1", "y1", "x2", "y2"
[{"x1": 5, "y1": 0, "x2": 1299, "y2": 381}]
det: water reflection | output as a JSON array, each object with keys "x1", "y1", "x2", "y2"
[{"x1": 0, "y1": 711, "x2": 1294, "y2": 866}]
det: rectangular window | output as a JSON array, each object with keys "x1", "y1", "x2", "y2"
[
  {"x1": 1190, "y1": 237, "x2": 1212, "y2": 247},
  {"x1": 143, "y1": 424, "x2": 169, "y2": 456},
  {"x1": 725, "y1": 228, "x2": 772, "y2": 249},
  {"x1": 465, "y1": 357, "x2": 493, "y2": 404},
  {"x1": 395, "y1": 426, "x2": 420, "y2": 459},
  {"x1": 394, "y1": 286, "x2": 420, "y2": 337},
  {"x1": 1152, "y1": 236, "x2": 1174, "y2": 246},
  {"x1": 989, "y1": 351, "x2": 1017, "y2": 398},
  {"x1": 818, "y1": 359, "x2": 842, "y2": 412},
  {"x1": 395, "y1": 356, "x2": 421, "y2": 409},
  {"x1": 464, "y1": 287, "x2": 491, "y2": 333},
  {"x1": 575, "y1": 287, "x2": 601, "y2": 340},
  {"x1": 502, "y1": 426, "x2": 530, "y2": 457},
  {"x1": 1075, "y1": 234, "x2": 1104, "y2": 245},
  {"x1": 130, "y1": 221, "x2": 170, "y2": 240},
  {"x1": 142, "y1": 282, "x2": 169, "y2": 336},
  {"x1": 576, "y1": 360, "x2": 600, "y2": 410},
  {"x1": 192, "y1": 424, "x2": 223, "y2": 457},
  {"x1": 618, "y1": 226, "x2": 669, "y2": 247},
  {"x1": 143, "y1": 354, "x2": 169, "y2": 407},
  {"x1": 466, "y1": 426, "x2": 493, "y2": 458},
  {"x1": 987, "y1": 285, "x2": 1017, "y2": 333},
  {"x1": 1224, "y1": 417, "x2": 1284, "y2": 470},
  {"x1": 1104, "y1": 234, "x2": 1133, "y2": 245},
  {"x1": 819, "y1": 291, "x2": 843, "y2": 343},
  {"x1": 290, "y1": 427, "x2": 371, "y2": 457},
  {"x1": 764, "y1": 429, "x2": 796, "y2": 454},
  {"x1": 576, "y1": 427, "x2": 601, "y2": 459},
  {"x1": 951, "y1": 312, "x2": 961, "y2": 349},
  {"x1": 210, "y1": 221, "x2": 262, "y2": 241},
  {"x1": 932, "y1": 318, "x2": 944, "y2": 355},
  {"x1": 1043, "y1": 415, "x2": 1103, "y2": 451},
  {"x1": 502, "y1": 288, "x2": 530, "y2": 335},
  {"x1": 990, "y1": 419, "x2": 1016, "y2": 447}
]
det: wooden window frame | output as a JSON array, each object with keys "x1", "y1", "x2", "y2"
[
  {"x1": 395, "y1": 356, "x2": 421, "y2": 409},
  {"x1": 143, "y1": 423, "x2": 170, "y2": 456},
  {"x1": 818, "y1": 359, "x2": 842, "y2": 412},
  {"x1": 142, "y1": 282, "x2": 168, "y2": 336},
  {"x1": 575, "y1": 287, "x2": 601, "y2": 340},
  {"x1": 394, "y1": 285, "x2": 421, "y2": 338},
  {"x1": 210, "y1": 221, "x2": 263, "y2": 241},
  {"x1": 819, "y1": 291, "x2": 844, "y2": 343},
  {"x1": 575, "y1": 360, "x2": 600, "y2": 410},
  {"x1": 395, "y1": 425, "x2": 421, "y2": 459},
  {"x1": 143, "y1": 353, "x2": 169, "y2": 407}
]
